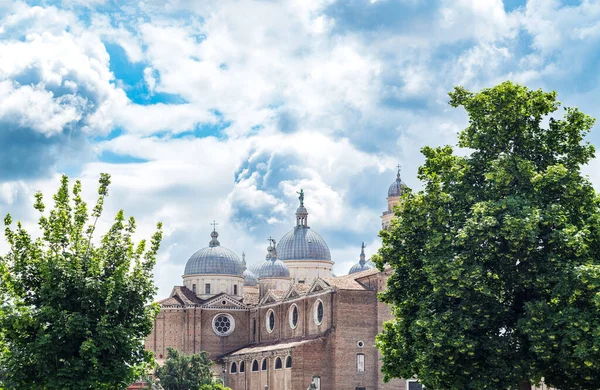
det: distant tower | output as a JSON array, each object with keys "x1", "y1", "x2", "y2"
[{"x1": 381, "y1": 165, "x2": 408, "y2": 230}]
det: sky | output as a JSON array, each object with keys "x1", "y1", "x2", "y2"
[{"x1": 1, "y1": 0, "x2": 600, "y2": 298}]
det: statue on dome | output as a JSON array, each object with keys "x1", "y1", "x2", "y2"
[{"x1": 297, "y1": 189, "x2": 305, "y2": 207}]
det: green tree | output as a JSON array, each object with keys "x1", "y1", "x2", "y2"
[
  {"x1": 0, "y1": 174, "x2": 162, "y2": 389},
  {"x1": 376, "y1": 81, "x2": 600, "y2": 390},
  {"x1": 155, "y1": 348, "x2": 221, "y2": 390}
]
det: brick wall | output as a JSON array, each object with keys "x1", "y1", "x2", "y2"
[{"x1": 332, "y1": 289, "x2": 379, "y2": 389}]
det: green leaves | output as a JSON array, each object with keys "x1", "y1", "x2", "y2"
[
  {"x1": 0, "y1": 174, "x2": 162, "y2": 390},
  {"x1": 378, "y1": 82, "x2": 600, "y2": 390},
  {"x1": 155, "y1": 348, "x2": 219, "y2": 390}
]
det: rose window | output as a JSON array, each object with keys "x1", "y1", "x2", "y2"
[{"x1": 212, "y1": 313, "x2": 235, "y2": 336}]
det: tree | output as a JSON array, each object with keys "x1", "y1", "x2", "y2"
[
  {"x1": 0, "y1": 174, "x2": 163, "y2": 389},
  {"x1": 376, "y1": 81, "x2": 600, "y2": 390},
  {"x1": 155, "y1": 348, "x2": 219, "y2": 390}
]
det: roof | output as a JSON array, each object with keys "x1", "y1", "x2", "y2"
[
  {"x1": 294, "y1": 283, "x2": 311, "y2": 294},
  {"x1": 226, "y1": 336, "x2": 326, "y2": 357},
  {"x1": 243, "y1": 292, "x2": 259, "y2": 305},
  {"x1": 157, "y1": 296, "x2": 184, "y2": 306},
  {"x1": 324, "y1": 275, "x2": 366, "y2": 290},
  {"x1": 350, "y1": 267, "x2": 382, "y2": 279},
  {"x1": 157, "y1": 286, "x2": 203, "y2": 307}
]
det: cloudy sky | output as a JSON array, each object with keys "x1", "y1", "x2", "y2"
[{"x1": 1, "y1": 0, "x2": 599, "y2": 297}]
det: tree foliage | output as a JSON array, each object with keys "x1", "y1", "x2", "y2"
[
  {"x1": 155, "y1": 348, "x2": 226, "y2": 390},
  {"x1": 376, "y1": 81, "x2": 600, "y2": 390},
  {"x1": 0, "y1": 174, "x2": 163, "y2": 389}
]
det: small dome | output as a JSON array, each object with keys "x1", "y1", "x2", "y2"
[
  {"x1": 256, "y1": 238, "x2": 290, "y2": 278},
  {"x1": 184, "y1": 230, "x2": 243, "y2": 276},
  {"x1": 241, "y1": 252, "x2": 259, "y2": 286},
  {"x1": 243, "y1": 269, "x2": 259, "y2": 286},
  {"x1": 388, "y1": 167, "x2": 408, "y2": 197},
  {"x1": 348, "y1": 242, "x2": 375, "y2": 274},
  {"x1": 349, "y1": 262, "x2": 374, "y2": 274},
  {"x1": 256, "y1": 260, "x2": 290, "y2": 278}
]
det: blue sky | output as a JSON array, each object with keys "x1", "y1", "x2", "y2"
[{"x1": 1, "y1": 0, "x2": 600, "y2": 297}]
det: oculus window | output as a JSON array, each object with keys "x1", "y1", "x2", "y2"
[
  {"x1": 289, "y1": 304, "x2": 299, "y2": 329},
  {"x1": 212, "y1": 313, "x2": 235, "y2": 337},
  {"x1": 266, "y1": 309, "x2": 275, "y2": 333},
  {"x1": 314, "y1": 299, "x2": 324, "y2": 325}
]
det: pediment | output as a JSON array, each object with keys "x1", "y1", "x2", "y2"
[
  {"x1": 259, "y1": 291, "x2": 279, "y2": 306},
  {"x1": 201, "y1": 294, "x2": 247, "y2": 310},
  {"x1": 307, "y1": 278, "x2": 330, "y2": 295},
  {"x1": 284, "y1": 285, "x2": 304, "y2": 300}
]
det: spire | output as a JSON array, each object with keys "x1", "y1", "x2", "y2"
[
  {"x1": 396, "y1": 164, "x2": 401, "y2": 181},
  {"x1": 209, "y1": 220, "x2": 220, "y2": 247},
  {"x1": 359, "y1": 242, "x2": 366, "y2": 266},
  {"x1": 242, "y1": 251, "x2": 247, "y2": 271},
  {"x1": 295, "y1": 189, "x2": 308, "y2": 227}
]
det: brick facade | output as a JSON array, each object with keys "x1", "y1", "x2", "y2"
[{"x1": 145, "y1": 268, "x2": 412, "y2": 390}]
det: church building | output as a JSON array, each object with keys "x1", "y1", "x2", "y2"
[{"x1": 145, "y1": 169, "x2": 417, "y2": 389}]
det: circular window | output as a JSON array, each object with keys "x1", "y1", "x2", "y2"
[
  {"x1": 212, "y1": 313, "x2": 235, "y2": 336},
  {"x1": 357, "y1": 340, "x2": 365, "y2": 348},
  {"x1": 289, "y1": 304, "x2": 299, "y2": 329},
  {"x1": 314, "y1": 300, "x2": 324, "y2": 325},
  {"x1": 266, "y1": 309, "x2": 275, "y2": 333}
]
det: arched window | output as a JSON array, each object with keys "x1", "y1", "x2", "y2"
[
  {"x1": 285, "y1": 356, "x2": 292, "y2": 368},
  {"x1": 275, "y1": 357, "x2": 283, "y2": 369},
  {"x1": 314, "y1": 299, "x2": 324, "y2": 325},
  {"x1": 261, "y1": 359, "x2": 267, "y2": 371},
  {"x1": 230, "y1": 362, "x2": 237, "y2": 374},
  {"x1": 239, "y1": 361, "x2": 245, "y2": 373},
  {"x1": 252, "y1": 359, "x2": 259, "y2": 372}
]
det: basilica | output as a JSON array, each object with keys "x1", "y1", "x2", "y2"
[{"x1": 144, "y1": 169, "x2": 413, "y2": 390}]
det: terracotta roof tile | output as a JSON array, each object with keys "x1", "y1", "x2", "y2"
[
  {"x1": 172, "y1": 286, "x2": 203, "y2": 305},
  {"x1": 270, "y1": 290, "x2": 287, "y2": 300},
  {"x1": 294, "y1": 283, "x2": 311, "y2": 293},
  {"x1": 243, "y1": 292, "x2": 259, "y2": 305},
  {"x1": 158, "y1": 296, "x2": 184, "y2": 306}
]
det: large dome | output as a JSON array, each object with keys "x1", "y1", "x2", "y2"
[
  {"x1": 184, "y1": 230, "x2": 243, "y2": 276},
  {"x1": 277, "y1": 227, "x2": 331, "y2": 261},
  {"x1": 388, "y1": 167, "x2": 408, "y2": 197}
]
